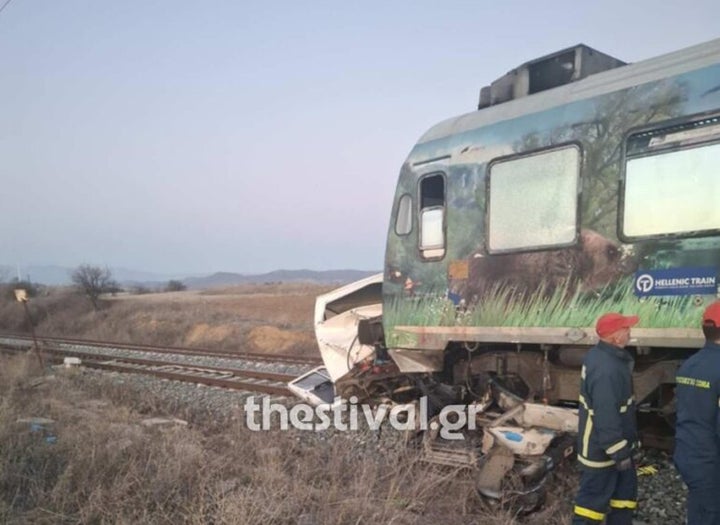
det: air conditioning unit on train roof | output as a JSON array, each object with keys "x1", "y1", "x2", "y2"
[{"x1": 478, "y1": 44, "x2": 627, "y2": 109}]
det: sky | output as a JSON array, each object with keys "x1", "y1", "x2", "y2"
[{"x1": 1, "y1": 1, "x2": 718, "y2": 276}]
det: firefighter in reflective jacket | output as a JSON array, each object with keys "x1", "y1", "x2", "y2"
[
  {"x1": 674, "y1": 301, "x2": 720, "y2": 525},
  {"x1": 572, "y1": 312, "x2": 640, "y2": 525}
]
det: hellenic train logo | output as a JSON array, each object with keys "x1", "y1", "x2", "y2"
[
  {"x1": 635, "y1": 274, "x2": 655, "y2": 293},
  {"x1": 634, "y1": 267, "x2": 717, "y2": 297}
]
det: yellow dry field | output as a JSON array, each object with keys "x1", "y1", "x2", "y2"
[
  {"x1": 106, "y1": 283, "x2": 334, "y2": 355},
  {"x1": 1, "y1": 283, "x2": 335, "y2": 357}
]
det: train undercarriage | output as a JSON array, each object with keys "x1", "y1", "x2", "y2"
[{"x1": 288, "y1": 274, "x2": 680, "y2": 508}]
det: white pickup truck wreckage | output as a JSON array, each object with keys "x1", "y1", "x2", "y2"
[{"x1": 288, "y1": 274, "x2": 579, "y2": 510}]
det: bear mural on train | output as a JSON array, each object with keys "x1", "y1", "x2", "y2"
[{"x1": 450, "y1": 229, "x2": 638, "y2": 307}]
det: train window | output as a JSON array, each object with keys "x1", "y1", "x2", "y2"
[
  {"x1": 419, "y1": 174, "x2": 445, "y2": 258},
  {"x1": 421, "y1": 175, "x2": 444, "y2": 208},
  {"x1": 395, "y1": 194, "x2": 412, "y2": 235},
  {"x1": 623, "y1": 117, "x2": 720, "y2": 238},
  {"x1": 488, "y1": 145, "x2": 579, "y2": 252},
  {"x1": 420, "y1": 208, "x2": 444, "y2": 249}
]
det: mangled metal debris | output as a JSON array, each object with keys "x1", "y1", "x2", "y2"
[{"x1": 289, "y1": 273, "x2": 581, "y2": 509}]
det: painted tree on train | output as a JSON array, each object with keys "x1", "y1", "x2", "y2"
[{"x1": 516, "y1": 81, "x2": 687, "y2": 238}]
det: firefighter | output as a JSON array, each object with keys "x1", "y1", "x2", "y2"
[
  {"x1": 572, "y1": 312, "x2": 640, "y2": 525},
  {"x1": 673, "y1": 300, "x2": 720, "y2": 525}
]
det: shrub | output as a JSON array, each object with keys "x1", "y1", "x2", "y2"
[
  {"x1": 2, "y1": 280, "x2": 39, "y2": 301},
  {"x1": 165, "y1": 280, "x2": 187, "y2": 292}
]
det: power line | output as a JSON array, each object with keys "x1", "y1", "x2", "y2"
[{"x1": 0, "y1": 0, "x2": 15, "y2": 16}]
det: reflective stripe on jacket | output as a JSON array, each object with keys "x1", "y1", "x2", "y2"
[{"x1": 577, "y1": 340, "x2": 638, "y2": 469}]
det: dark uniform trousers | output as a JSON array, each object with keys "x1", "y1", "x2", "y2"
[
  {"x1": 674, "y1": 462, "x2": 720, "y2": 525},
  {"x1": 673, "y1": 341, "x2": 720, "y2": 525},
  {"x1": 572, "y1": 466, "x2": 637, "y2": 524}
]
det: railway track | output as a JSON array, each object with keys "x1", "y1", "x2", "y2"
[
  {"x1": 0, "y1": 333, "x2": 315, "y2": 397},
  {"x1": 0, "y1": 332, "x2": 322, "y2": 366},
  {"x1": 0, "y1": 333, "x2": 675, "y2": 451}
]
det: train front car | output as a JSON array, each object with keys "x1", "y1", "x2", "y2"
[
  {"x1": 287, "y1": 39, "x2": 720, "y2": 508},
  {"x1": 381, "y1": 40, "x2": 720, "y2": 500}
]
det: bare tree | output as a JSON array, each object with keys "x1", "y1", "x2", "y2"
[
  {"x1": 165, "y1": 279, "x2": 187, "y2": 292},
  {"x1": 71, "y1": 264, "x2": 115, "y2": 310}
]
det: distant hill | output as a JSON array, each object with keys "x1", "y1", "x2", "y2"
[
  {"x1": 183, "y1": 269, "x2": 379, "y2": 289},
  {"x1": 1, "y1": 265, "x2": 183, "y2": 286},
  {"x1": 1, "y1": 265, "x2": 379, "y2": 289},
  {"x1": 0, "y1": 265, "x2": 74, "y2": 286}
]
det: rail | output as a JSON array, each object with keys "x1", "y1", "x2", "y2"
[{"x1": 0, "y1": 334, "x2": 314, "y2": 397}]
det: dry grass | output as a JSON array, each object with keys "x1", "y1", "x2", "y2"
[
  {"x1": 0, "y1": 283, "x2": 330, "y2": 356},
  {"x1": 0, "y1": 355, "x2": 575, "y2": 524},
  {"x1": 0, "y1": 285, "x2": 577, "y2": 523}
]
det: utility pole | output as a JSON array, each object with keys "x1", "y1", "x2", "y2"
[{"x1": 13, "y1": 289, "x2": 44, "y2": 369}]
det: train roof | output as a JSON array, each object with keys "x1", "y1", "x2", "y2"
[{"x1": 418, "y1": 38, "x2": 720, "y2": 145}]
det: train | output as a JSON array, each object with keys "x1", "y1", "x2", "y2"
[{"x1": 289, "y1": 38, "x2": 720, "y2": 504}]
